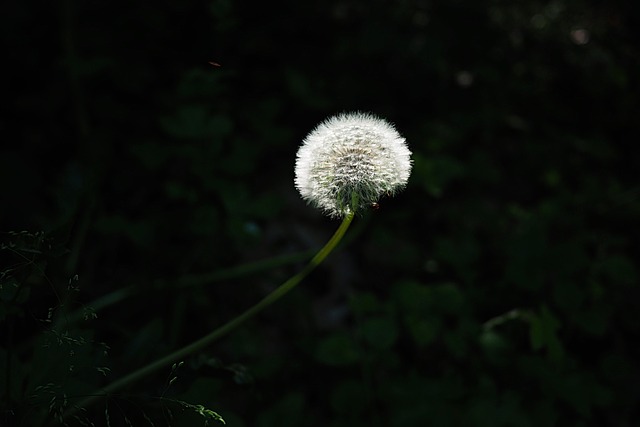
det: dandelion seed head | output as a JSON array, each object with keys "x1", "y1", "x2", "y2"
[{"x1": 295, "y1": 112, "x2": 412, "y2": 217}]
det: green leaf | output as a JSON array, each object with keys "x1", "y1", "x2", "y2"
[
  {"x1": 528, "y1": 306, "x2": 564, "y2": 362},
  {"x1": 349, "y1": 292, "x2": 381, "y2": 315},
  {"x1": 315, "y1": 332, "x2": 359, "y2": 366},
  {"x1": 432, "y1": 283, "x2": 465, "y2": 315},
  {"x1": 479, "y1": 329, "x2": 510, "y2": 364},
  {"x1": 392, "y1": 280, "x2": 431, "y2": 314},
  {"x1": 407, "y1": 317, "x2": 440, "y2": 347},
  {"x1": 529, "y1": 314, "x2": 545, "y2": 351},
  {"x1": 359, "y1": 316, "x2": 398, "y2": 350}
]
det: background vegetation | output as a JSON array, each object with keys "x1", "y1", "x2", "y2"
[{"x1": 2, "y1": 0, "x2": 639, "y2": 425}]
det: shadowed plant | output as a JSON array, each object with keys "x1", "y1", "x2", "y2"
[{"x1": 47, "y1": 112, "x2": 412, "y2": 424}]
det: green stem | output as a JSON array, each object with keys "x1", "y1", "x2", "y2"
[{"x1": 64, "y1": 212, "x2": 355, "y2": 419}]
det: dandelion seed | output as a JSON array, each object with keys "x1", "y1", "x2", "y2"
[{"x1": 295, "y1": 112, "x2": 412, "y2": 217}]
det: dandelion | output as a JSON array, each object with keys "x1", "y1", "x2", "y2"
[
  {"x1": 295, "y1": 112, "x2": 412, "y2": 217},
  {"x1": 73, "y1": 113, "x2": 411, "y2": 417}
]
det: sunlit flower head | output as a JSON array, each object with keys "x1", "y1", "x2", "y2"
[{"x1": 295, "y1": 112, "x2": 412, "y2": 218}]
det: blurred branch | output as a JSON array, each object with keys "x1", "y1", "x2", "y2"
[
  {"x1": 482, "y1": 308, "x2": 532, "y2": 330},
  {"x1": 57, "y1": 249, "x2": 315, "y2": 328}
]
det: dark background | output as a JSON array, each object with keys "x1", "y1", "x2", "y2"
[{"x1": 2, "y1": 0, "x2": 639, "y2": 426}]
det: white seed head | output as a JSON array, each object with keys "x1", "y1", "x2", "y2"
[{"x1": 295, "y1": 112, "x2": 412, "y2": 218}]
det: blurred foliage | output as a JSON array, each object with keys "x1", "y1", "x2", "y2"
[{"x1": 1, "y1": 0, "x2": 639, "y2": 425}]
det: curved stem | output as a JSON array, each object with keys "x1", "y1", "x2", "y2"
[{"x1": 64, "y1": 212, "x2": 355, "y2": 418}]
